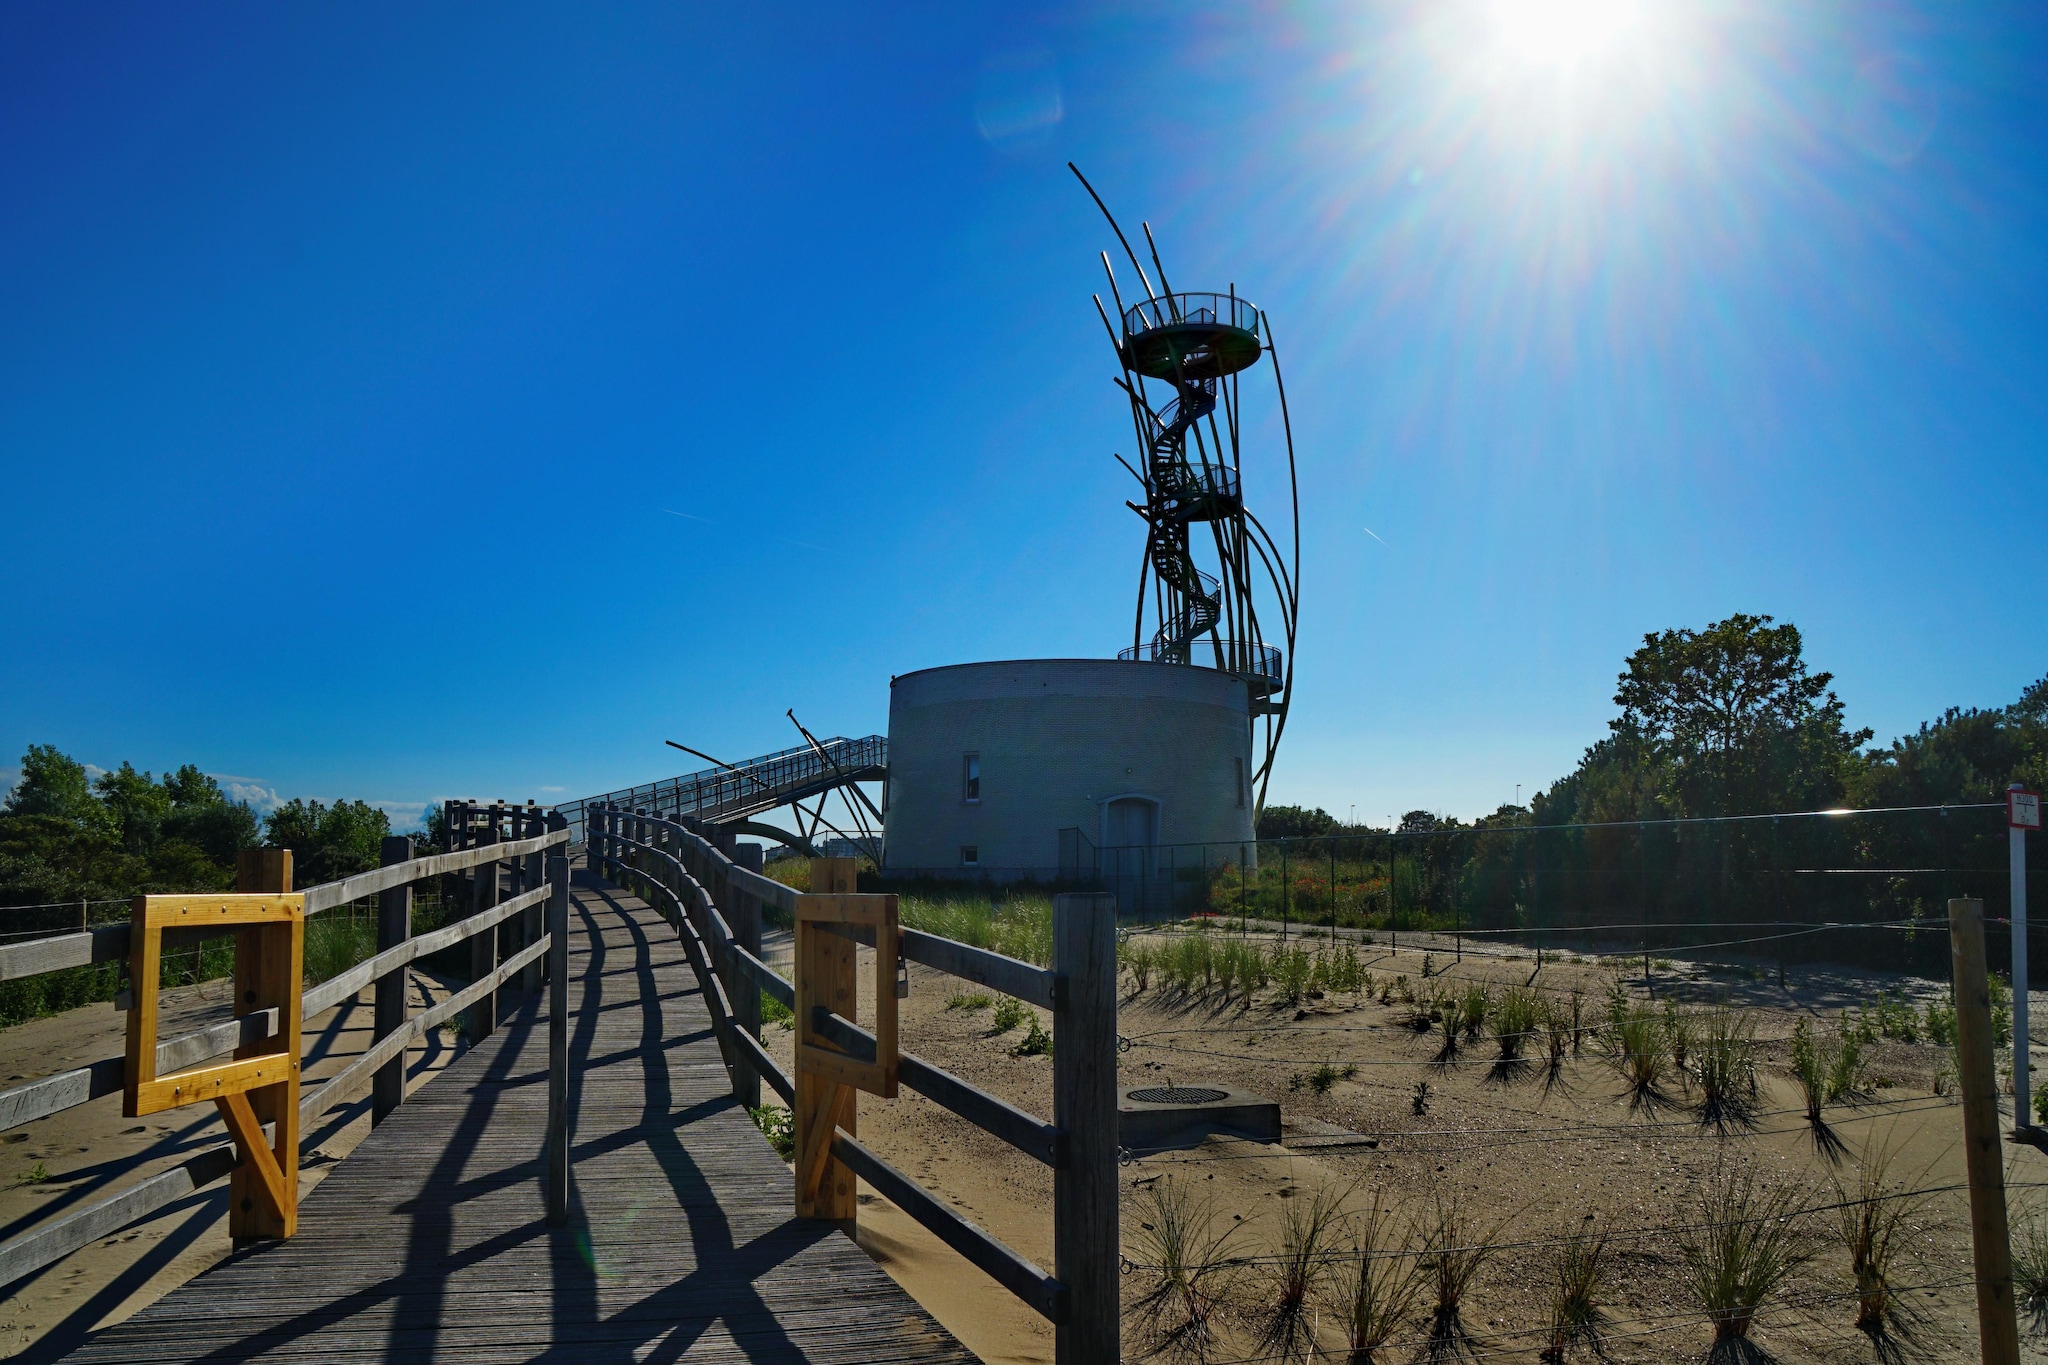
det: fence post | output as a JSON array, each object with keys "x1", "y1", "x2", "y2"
[
  {"x1": 2011, "y1": 784, "x2": 2031, "y2": 1136},
  {"x1": 229, "y1": 848, "x2": 295, "y2": 1243},
  {"x1": 546, "y1": 852, "x2": 571, "y2": 1226},
  {"x1": 1054, "y1": 892, "x2": 1118, "y2": 1365},
  {"x1": 523, "y1": 807, "x2": 546, "y2": 995},
  {"x1": 1950, "y1": 896, "x2": 2022, "y2": 1365},
  {"x1": 796, "y1": 858, "x2": 860, "y2": 1223},
  {"x1": 731, "y1": 842, "x2": 764, "y2": 1110},
  {"x1": 373, "y1": 834, "x2": 413, "y2": 1125},
  {"x1": 468, "y1": 828, "x2": 500, "y2": 1044}
]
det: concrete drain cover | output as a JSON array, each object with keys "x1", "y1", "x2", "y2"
[
  {"x1": 1120, "y1": 1083, "x2": 1281, "y2": 1150},
  {"x1": 1128, "y1": 1085, "x2": 1229, "y2": 1105}
]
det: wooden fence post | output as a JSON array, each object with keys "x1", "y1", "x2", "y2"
[
  {"x1": 1054, "y1": 891, "x2": 1118, "y2": 1365},
  {"x1": 546, "y1": 851, "x2": 571, "y2": 1226},
  {"x1": 796, "y1": 858, "x2": 859, "y2": 1222},
  {"x1": 730, "y1": 842, "x2": 764, "y2": 1110},
  {"x1": 523, "y1": 807, "x2": 546, "y2": 995},
  {"x1": 468, "y1": 828, "x2": 500, "y2": 1044},
  {"x1": 1951, "y1": 896, "x2": 2022, "y2": 1365},
  {"x1": 373, "y1": 834, "x2": 413, "y2": 1125},
  {"x1": 231, "y1": 848, "x2": 296, "y2": 1243}
]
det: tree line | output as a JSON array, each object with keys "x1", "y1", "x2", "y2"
[
  {"x1": 0, "y1": 745, "x2": 422, "y2": 920},
  {"x1": 1252, "y1": 615, "x2": 2044, "y2": 971}
]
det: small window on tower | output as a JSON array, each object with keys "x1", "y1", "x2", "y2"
[
  {"x1": 961, "y1": 845, "x2": 979, "y2": 866},
  {"x1": 1236, "y1": 757, "x2": 1246, "y2": 808},
  {"x1": 963, "y1": 753, "x2": 981, "y2": 804}
]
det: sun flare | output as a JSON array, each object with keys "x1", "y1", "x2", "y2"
[{"x1": 1493, "y1": 0, "x2": 1641, "y2": 65}]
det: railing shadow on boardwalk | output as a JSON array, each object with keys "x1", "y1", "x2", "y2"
[{"x1": 41, "y1": 868, "x2": 967, "y2": 1365}]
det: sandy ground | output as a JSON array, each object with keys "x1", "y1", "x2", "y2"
[
  {"x1": 0, "y1": 969, "x2": 466, "y2": 1360},
  {"x1": 8, "y1": 921, "x2": 2044, "y2": 1364},
  {"x1": 757, "y1": 927, "x2": 2048, "y2": 1365}
]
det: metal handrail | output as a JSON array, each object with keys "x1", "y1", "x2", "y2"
[
  {"x1": 1118, "y1": 638, "x2": 1283, "y2": 684},
  {"x1": 560, "y1": 735, "x2": 885, "y2": 840},
  {"x1": 1122, "y1": 292, "x2": 1262, "y2": 338}
]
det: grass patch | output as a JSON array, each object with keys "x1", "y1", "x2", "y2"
[
  {"x1": 761, "y1": 992, "x2": 794, "y2": 1028},
  {"x1": 1831, "y1": 1135, "x2": 1926, "y2": 1344},
  {"x1": 898, "y1": 894, "x2": 1052, "y2": 967},
  {"x1": 1332, "y1": 1187, "x2": 1422, "y2": 1365},
  {"x1": 1679, "y1": 1162, "x2": 1810, "y2": 1357},
  {"x1": 1608, "y1": 1007, "x2": 1669, "y2": 1111},
  {"x1": 1127, "y1": 1175, "x2": 1246, "y2": 1360},
  {"x1": 1251, "y1": 1181, "x2": 1345, "y2": 1364},
  {"x1": 1419, "y1": 1188, "x2": 1510, "y2": 1360},
  {"x1": 304, "y1": 910, "x2": 377, "y2": 986},
  {"x1": 15, "y1": 1161, "x2": 49, "y2": 1187},
  {"x1": 944, "y1": 991, "x2": 993, "y2": 1012},
  {"x1": 990, "y1": 996, "x2": 1030, "y2": 1033},
  {"x1": 1491, "y1": 987, "x2": 1539, "y2": 1079},
  {"x1": 1540, "y1": 1224, "x2": 1608, "y2": 1363},
  {"x1": 1691, "y1": 1010, "x2": 1759, "y2": 1133},
  {"x1": 2016, "y1": 1204, "x2": 2048, "y2": 1331}
]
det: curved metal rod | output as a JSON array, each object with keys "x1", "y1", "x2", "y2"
[
  {"x1": 1262, "y1": 310, "x2": 1304, "y2": 636},
  {"x1": 1141, "y1": 222, "x2": 1177, "y2": 309},
  {"x1": 1069, "y1": 163, "x2": 1157, "y2": 302},
  {"x1": 725, "y1": 819, "x2": 821, "y2": 859}
]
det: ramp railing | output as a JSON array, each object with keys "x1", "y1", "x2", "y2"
[
  {"x1": 0, "y1": 817, "x2": 574, "y2": 1287},
  {"x1": 589, "y1": 802, "x2": 1119, "y2": 1365}
]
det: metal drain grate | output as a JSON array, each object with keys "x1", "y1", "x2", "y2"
[{"x1": 1128, "y1": 1086, "x2": 1229, "y2": 1106}]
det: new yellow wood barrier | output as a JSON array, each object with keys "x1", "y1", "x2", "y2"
[{"x1": 123, "y1": 852, "x2": 303, "y2": 1241}]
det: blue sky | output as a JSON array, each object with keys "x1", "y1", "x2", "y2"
[{"x1": 2, "y1": 1, "x2": 2043, "y2": 831}]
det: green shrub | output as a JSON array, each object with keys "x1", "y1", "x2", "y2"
[
  {"x1": 1924, "y1": 998, "x2": 1958, "y2": 1047},
  {"x1": 761, "y1": 992, "x2": 795, "y2": 1027},
  {"x1": 1011, "y1": 1014, "x2": 1053, "y2": 1056},
  {"x1": 749, "y1": 1105, "x2": 795, "y2": 1159},
  {"x1": 991, "y1": 996, "x2": 1029, "y2": 1032},
  {"x1": 1274, "y1": 945, "x2": 1314, "y2": 1005},
  {"x1": 1121, "y1": 941, "x2": 1155, "y2": 992}
]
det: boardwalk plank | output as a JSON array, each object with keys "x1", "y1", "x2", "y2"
[{"x1": 60, "y1": 867, "x2": 973, "y2": 1365}]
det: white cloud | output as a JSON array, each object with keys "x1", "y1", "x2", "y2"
[{"x1": 220, "y1": 781, "x2": 284, "y2": 814}]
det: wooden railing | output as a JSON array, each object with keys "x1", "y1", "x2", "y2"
[
  {"x1": 588, "y1": 802, "x2": 1118, "y2": 1365},
  {"x1": 0, "y1": 821, "x2": 574, "y2": 1286}
]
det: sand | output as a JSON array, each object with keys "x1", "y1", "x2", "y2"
[{"x1": 758, "y1": 928, "x2": 2048, "y2": 1365}]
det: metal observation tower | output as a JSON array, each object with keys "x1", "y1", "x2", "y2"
[{"x1": 1073, "y1": 165, "x2": 1302, "y2": 817}]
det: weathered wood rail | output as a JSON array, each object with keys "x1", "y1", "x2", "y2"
[
  {"x1": 589, "y1": 802, "x2": 1121, "y2": 1365},
  {"x1": 0, "y1": 817, "x2": 573, "y2": 1288}
]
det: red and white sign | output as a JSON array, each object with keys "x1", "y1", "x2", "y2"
[{"x1": 2014, "y1": 789, "x2": 2043, "y2": 831}]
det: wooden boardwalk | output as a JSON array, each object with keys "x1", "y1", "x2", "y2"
[{"x1": 58, "y1": 867, "x2": 974, "y2": 1364}]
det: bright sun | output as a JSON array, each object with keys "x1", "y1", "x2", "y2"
[{"x1": 1493, "y1": 0, "x2": 1641, "y2": 65}]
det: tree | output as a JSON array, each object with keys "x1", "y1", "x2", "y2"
[
  {"x1": 4, "y1": 745, "x2": 108, "y2": 830},
  {"x1": 1610, "y1": 614, "x2": 1870, "y2": 817},
  {"x1": 264, "y1": 798, "x2": 391, "y2": 886},
  {"x1": 1852, "y1": 673, "x2": 2048, "y2": 808},
  {"x1": 1256, "y1": 804, "x2": 1340, "y2": 839}
]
